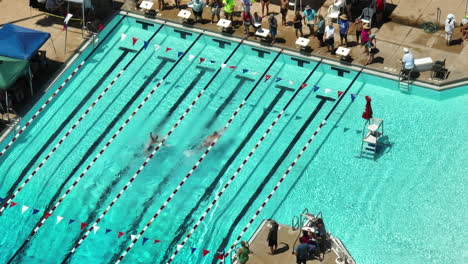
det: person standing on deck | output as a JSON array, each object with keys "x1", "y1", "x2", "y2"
[
  {"x1": 267, "y1": 219, "x2": 279, "y2": 254},
  {"x1": 280, "y1": 0, "x2": 288, "y2": 26}
]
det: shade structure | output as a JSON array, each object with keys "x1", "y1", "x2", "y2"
[
  {"x1": 362, "y1": 96, "x2": 373, "y2": 120},
  {"x1": 0, "y1": 24, "x2": 50, "y2": 61},
  {"x1": 0, "y1": 56, "x2": 29, "y2": 91}
]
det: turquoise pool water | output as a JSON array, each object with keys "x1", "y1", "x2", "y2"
[{"x1": 0, "y1": 14, "x2": 466, "y2": 264}]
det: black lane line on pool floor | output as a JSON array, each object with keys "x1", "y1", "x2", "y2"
[
  {"x1": 0, "y1": 47, "x2": 137, "y2": 208},
  {"x1": 153, "y1": 66, "x2": 215, "y2": 132},
  {"x1": 213, "y1": 98, "x2": 329, "y2": 258},
  {"x1": 161, "y1": 84, "x2": 294, "y2": 261},
  {"x1": 108, "y1": 74, "x2": 256, "y2": 260},
  {"x1": 0, "y1": 15, "x2": 125, "y2": 166},
  {"x1": 0, "y1": 25, "x2": 164, "y2": 213},
  {"x1": 204, "y1": 75, "x2": 255, "y2": 130},
  {"x1": 6, "y1": 56, "x2": 175, "y2": 264}
]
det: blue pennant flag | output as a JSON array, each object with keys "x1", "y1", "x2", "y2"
[
  {"x1": 313, "y1": 85, "x2": 320, "y2": 92},
  {"x1": 32, "y1": 209, "x2": 39, "y2": 215},
  {"x1": 210, "y1": 60, "x2": 216, "y2": 64},
  {"x1": 0, "y1": 197, "x2": 2, "y2": 202},
  {"x1": 143, "y1": 237, "x2": 149, "y2": 245},
  {"x1": 275, "y1": 77, "x2": 282, "y2": 82},
  {"x1": 105, "y1": 228, "x2": 112, "y2": 234},
  {"x1": 177, "y1": 51, "x2": 184, "y2": 57},
  {"x1": 242, "y1": 69, "x2": 249, "y2": 74},
  {"x1": 68, "y1": 219, "x2": 75, "y2": 224},
  {"x1": 143, "y1": 41, "x2": 149, "y2": 49},
  {"x1": 191, "y1": 248, "x2": 197, "y2": 254},
  {"x1": 351, "y1": 94, "x2": 357, "y2": 102}
]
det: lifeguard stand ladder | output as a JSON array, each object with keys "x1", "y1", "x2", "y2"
[{"x1": 360, "y1": 118, "x2": 384, "y2": 158}]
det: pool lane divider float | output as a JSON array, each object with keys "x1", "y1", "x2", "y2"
[
  {"x1": 218, "y1": 68, "x2": 364, "y2": 263},
  {"x1": 5, "y1": 34, "x2": 204, "y2": 263},
  {"x1": 0, "y1": 24, "x2": 165, "y2": 216},
  {"x1": 163, "y1": 59, "x2": 326, "y2": 264},
  {"x1": 113, "y1": 49, "x2": 289, "y2": 263},
  {"x1": 58, "y1": 39, "x2": 244, "y2": 263},
  {"x1": 0, "y1": 15, "x2": 125, "y2": 159}
]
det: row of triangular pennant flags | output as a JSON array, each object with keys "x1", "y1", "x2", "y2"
[{"x1": 0, "y1": 197, "x2": 226, "y2": 259}]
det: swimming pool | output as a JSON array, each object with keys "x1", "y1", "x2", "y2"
[{"x1": 0, "y1": 13, "x2": 466, "y2": 264}]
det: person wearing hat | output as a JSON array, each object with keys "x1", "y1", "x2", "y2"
[
  {"x1": 267, "y1": 219, "x2": 279, "y2": 254},
  {"x1": 303, "y1": 5, "x2": 317, "y2": 36},
  {"x1": 401, "y1": 48, "x2": 414, "y2": 79},
  {"x1": 445, "y1": 14, "x2": 455, "y2": 46},
  {"x1": 338, "y1": 14, "x2": 349, "y2": 46},
  {"x1": 361, "y1": 23, "x2": 371, "y2": 52},
  {"x1": 365, "y1": 34, "x2": 377, "y2": 65},
  {"x1": 324, "y1": 20, "x2": 335, "y2": 52}
]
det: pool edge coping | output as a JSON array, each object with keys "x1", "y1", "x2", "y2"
[{"x1": 121, "y1": 10, "x2": 468, "y2": 92}]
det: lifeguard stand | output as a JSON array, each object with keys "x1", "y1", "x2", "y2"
[{"x1": 360, "y1": 117, "x2": 384, "y2": 158}]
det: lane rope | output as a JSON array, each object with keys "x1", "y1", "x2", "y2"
[
  {"x1": 218, "y1": 69, "x2": 363, "y2": 263},
  {"x1": 164, "y1": 55, "x2": 325, "y2": 264},
  {"x1": 115, "y1": 49, "x2": 289, "y2": 264},
  {"x1": 59, "y1": 33, "x2": 205, "y2": 260},
  {"x1": 0, "y1": 15, "x2": 125, "y2": 159},
  {"x1": 15, "y1": 33, "x2": 200, "y2": 250},
  {"x1": 0, "y1": 24, "x2": 163, "y2": 215},
  {"x1": 67, "y1": 39, "x2": 244, "y2": 261}
]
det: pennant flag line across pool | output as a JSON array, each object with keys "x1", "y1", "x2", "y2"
[{"x1": 1, "y1": 198, "x2": 227, "y2": 259}]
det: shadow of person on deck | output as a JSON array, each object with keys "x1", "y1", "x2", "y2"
[{"x1": 274, "y1": 242, "x2": 289, "y2": 254}]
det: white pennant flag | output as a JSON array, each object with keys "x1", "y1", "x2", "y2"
[
  {"x1": 56, "y1": 216, "x2": 64, "y2": 224},
  {"x1": 289, "y1": 80, "x2": 294, "y2": 85},
  {"x1": 64, "y1": 13, "x2": 73, "y2": 25},
  {"x1": 93, "y1": 226, "x2": 100, "y2": 234},
  {"x1": 177, "y1": 245, "x2": 184, "y2": 250},
  {"x1": 131, "y1": 234, "x2": 137, "y2": 241},
  {"x1": 21, "y1": 205, "x2": 29, "y2": 214},
  {"x1": 251, "y1": 71, "x2": 259, "y2": 75},
  {"x1": 121, "y1": 33, "x2": 127, "y2": 41},
  {"x1": 154, "y1": 44, "x2": 160, "y2": 51},
  {"x1": 188, "y1": 54, "x2": 195, "y2": 61},
  {"x1": 220, "y1": 63, "x2": 227, "y2": 68},
  {"x1": 324, "y1": 88, "x2": 331, "y2": 93}
]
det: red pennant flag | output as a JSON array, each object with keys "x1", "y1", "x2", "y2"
[
  {"x1": 301, "y1": 83, "x2": 307, "y2": 89},
  {"x1": 202, "y1": 250, "x2": 210, "y2": 257},
  {"x1": 265, "y1": 75, "x2": 271, "y2": 81},
  {"x1": 338, "y1": 91, "x2": 343, "y2": 97},
  {"x1": 199, "y1": 57, "x2": 205, "y2": 63},
  {"x1": 229, "y1": 66, "x2": 237, "y2": 69},
  {"x1": 132, "y1": 37, "x2": 138, "y2": 46},
  {"x1": 154, "y1": 239, "x2": 161, "y2": 244},
  {"x1": 165, "y1": 47, "x2": 172, "y2": 52},
  {"x1": 215, "y1": 254, "x2": 224, "y2": 260},
  {"x1": 80, "y1": 223, "x2": 88, "y2": 230},
  {"x1": 44, "y1": 213, "x2": 51, "y2": 219},
  {"x1": 117, "y1": 232, "x2": 124, "y2": 238},
  {"x1": 97, "y1": 24, "x2": 104, "y2": 32},
  {"x1": 10, "y1": 202, "x2": 18, "y2": 208}
]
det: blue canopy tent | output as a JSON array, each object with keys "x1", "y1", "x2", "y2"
[{"x1": 0, "y1": 24, "x2": 50, "y2": 123}]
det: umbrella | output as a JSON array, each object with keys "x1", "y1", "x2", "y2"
[{"x1": 362, "y1": 96, "x2": 373, "y2": 120}]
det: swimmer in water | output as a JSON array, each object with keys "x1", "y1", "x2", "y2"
[
  {"x1": 199, "y1": 128, "x2": 225, "y2": 149},
  {"x1": 146, "y1": 132, "x2": 162, "y2": 152}
]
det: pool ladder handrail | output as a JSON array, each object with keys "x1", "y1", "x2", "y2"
[
  {"x1": 291, "y1": 209, "x2": 323, "y2": 253},
  {"x1": 85, "y1": 22, "x2": 99, "y2": 46}
]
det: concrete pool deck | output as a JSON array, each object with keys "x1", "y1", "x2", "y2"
[{"x1": 120, "y1": 0, "x2": 468, "y2": 89}]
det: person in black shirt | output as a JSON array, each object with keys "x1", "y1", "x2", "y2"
[{"x1": 267, "y1": 219, "x2": 279, "y2": 254}]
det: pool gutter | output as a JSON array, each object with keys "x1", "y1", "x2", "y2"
[{"x1": 121, "y1": 10, "x2": 468, "y2": 92}]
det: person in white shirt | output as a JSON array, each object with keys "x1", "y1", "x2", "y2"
[
  {"x1": 324, "y1": 21, "x2": 335, "y2": 52},
  {"x1": 445, "y1": 14, "x2": 455, "y2": 46},
  {"x1": 401, "y1": 48, "x2": 414, "y2": 79}
]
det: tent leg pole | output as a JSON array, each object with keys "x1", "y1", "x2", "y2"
[
  {"x1": 5, "y1": 91, "x2": 10, "y2": 123},
  {"x1": 29, "y1": 66, "x2": 34, "y2": 96}
]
